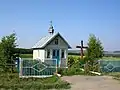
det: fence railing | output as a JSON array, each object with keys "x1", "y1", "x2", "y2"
[
  {"x1": 19, "y1": 58, "x2": 57, "y2": 78},
  {"x1": 79, "y1": 60, "x2": 120, "y2": 73},
  {"x1": 99, "y1": 60, "x2": 120, "y2": 72}
]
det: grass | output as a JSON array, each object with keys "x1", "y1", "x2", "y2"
[
  {"x1": 68, "y1": 55, "x2": 85, "y2": 58},
  {"x1": 58, "y1": 68, "x2": 85, "y2": 76},
  {"x1": 101, "y1": 57, "x2": 120, "y2": 60},
  {"x1": 20, "y1": 54, "x2": 120, "y2": 60},
  {"x1": 20, "y1": 54, "x2": 83, "y2": 59},
  {"x1": 0, "y1": 72, "x2": 71, "y2": 90},
  {"x1": 20, "y1": 54, "x2": 33, "y2": 58},
  {"x1": 104, "y1": 72, "x2": 120, "y2": 81},
  {"x1": 68, "y1": 55, "x2": 120, "y2": 61}
]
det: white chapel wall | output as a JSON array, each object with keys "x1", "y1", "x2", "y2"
[
  {"x1": 33, "y1": 49, "x2": 45, "y2": 62},
  {"x1": 33, "y1": 50, "x2": 38, "y2": 59}
]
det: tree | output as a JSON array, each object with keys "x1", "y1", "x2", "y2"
[
  {"x1": 0, "y1": 33, "x2": 17, "y2": 71},
  {"x1": 86, "y1": 34, "x2": 104, "y2": 61}
]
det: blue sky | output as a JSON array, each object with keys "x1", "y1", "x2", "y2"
[{"x1": 0, "y1": 0, "x2": 120, "y2": 51}]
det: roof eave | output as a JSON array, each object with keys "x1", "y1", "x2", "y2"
[
  {"x1": 32, "y1": 47, "x2": 44, "y2": 50},
  {"x1": 68, "y1": 46, "x2": 72, "y2": 49},
  {"x1": 58, "y1": 33, "x2": 72, "y2": 49}
]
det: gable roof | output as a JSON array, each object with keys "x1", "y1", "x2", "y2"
[{"x1": 32, "y1": 32, "x2": 71, "y2": 49}]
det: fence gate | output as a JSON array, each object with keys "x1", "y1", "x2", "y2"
[{"x1": 19, "y1": 59, "x2": 57, "y2": 78}]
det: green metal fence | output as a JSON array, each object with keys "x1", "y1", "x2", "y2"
[
  {"x1": 99, "y1": 60, "x2": 120, "y2": 72},
  {"x1": 19, "y1": 59, "x2": 57, "y2": 78}
]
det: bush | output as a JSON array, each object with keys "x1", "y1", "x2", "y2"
[
  {"x1": 68, "y1": 55, "x2": 88, "y2": 68},
  {"x1": 67, "y1": 56, "x2": 75, "y2": 67},
  {"x1": 58, "y1": 62, "x2": 84, "y2": 76},
  {"x1": 64, "y1": 68, "x2": 84, "y2": 76},
  {"x1": 66, "y1": 55, "x2": 101, "y2": 76}
]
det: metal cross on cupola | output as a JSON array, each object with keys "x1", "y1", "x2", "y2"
[
  {"x1": 76, "y1": 40, "x2": 88, "y2": 59},
  {"x1": 48, "y1": 21, "x2": 54, "y2": 35}
]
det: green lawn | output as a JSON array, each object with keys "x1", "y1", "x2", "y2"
[
  {"x1": 0, "y1": 73, "x2": 70, "y2": 90},
  {"x1": 68, "y1": 55, "x2": 120, "y2": 60},
  {"x1": 20, "y1": 54, "x2": 33, "y2": 58},
  {"x1": 20, "y1": 54, "x2": 120, "y2": 61},
  {"x1": 101, "y1": 57, "x2": 120, "y2": 60},
  {"x1": 20, "y1": 54, "x2": 81, "y2": 59}
]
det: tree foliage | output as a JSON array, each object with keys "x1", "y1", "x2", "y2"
[
  {"x1": 86, "y1": 34, "x2": 104, "y2": 61},
  {"x1": 15, "y1": 48, "x2": 32, "y2": 54},
  {"x1": 0, "y1": 33, "x2": 17, "y2": 71}
]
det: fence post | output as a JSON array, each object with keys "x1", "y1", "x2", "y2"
[
  {"x1": 19, "y1": 58, "x2": 22, "y2": 77},
  {"x1": 56, "y1": 59, "x2": 58, "y2": 74},
  {"x1": 98, "y1": 60, "x2": 101, "y2": 73}
]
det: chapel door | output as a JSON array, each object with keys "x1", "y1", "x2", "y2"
[{"x1": 52, "y1": 49, "x2": 60, "y2": 66}]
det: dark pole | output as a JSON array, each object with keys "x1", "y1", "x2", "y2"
[
  {"x1": 81, "y1": 40, "x2": 83, "y2": 59},
  {"x1": 76, "y1": 40, "x2": 88, "y2": 59}
]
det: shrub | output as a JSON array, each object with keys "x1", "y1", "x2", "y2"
[
  {"x1": 68, "y1": 56, "x2": 75, "y2": 67},
  {"x1": 66, "y1": 55, "x2": 101, "y2": 75},
  {"x1": 58, "y1": 62, "x2": 84, "y2": 76}
]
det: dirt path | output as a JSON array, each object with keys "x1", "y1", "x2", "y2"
[{"x1": 61, "y1": 75, "x2": 120, "y2": 90}]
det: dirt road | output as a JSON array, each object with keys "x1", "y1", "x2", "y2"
[{"x1": 61, "y1": 75, "x2": 120, "y2": 90}]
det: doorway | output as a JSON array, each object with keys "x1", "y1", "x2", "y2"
[{"x1": 52, "y1": 49, "x2": 60, "y2": 66}]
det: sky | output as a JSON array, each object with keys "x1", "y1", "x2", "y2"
[{"x1": 0, "y1": 0, "x2": 120, "y2": 51}]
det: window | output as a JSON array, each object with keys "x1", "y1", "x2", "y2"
[
  {"x1": 55, "y1": 39, "x2": 58, "y2": 45},
  {"x1": 47, "y1": 49, "x2": 50, "y2": 58},
  {"x1": 53, "y1": 50, "x2": 56, "y2": 57},
  {"x1": 61, "y1": 50, "x2": 65, "y2": 58},
  {"x1": 57, "y1": 50, "x2": 59, "y2": 56}
]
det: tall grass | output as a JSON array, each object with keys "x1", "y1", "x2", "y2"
[{"x1": 0, "y1": 73, "x2": 70, "y2": 90}]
